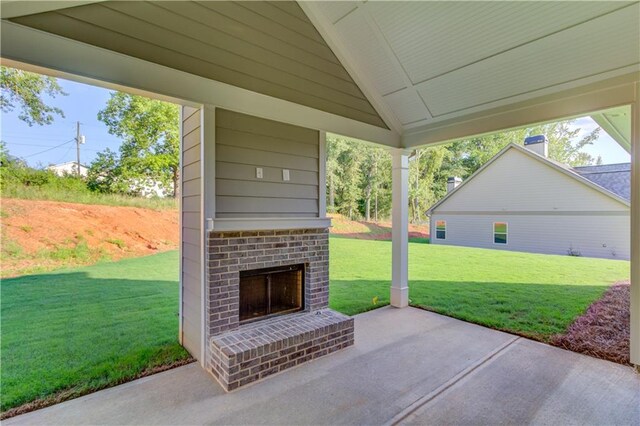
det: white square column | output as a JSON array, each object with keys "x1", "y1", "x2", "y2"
[
  {"x1": 631, "y1": 82, "x2": 640, "y2": 368},
  {"x1": 391, "y1": 149, "x2": 410, "y2": 308}
]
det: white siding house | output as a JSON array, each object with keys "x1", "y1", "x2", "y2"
[
  {"x1": 427, "y1": 140, "x2": 630, "y2": 260},
  {"x1": 47, "y1": 161, "x2": 88, "y2": 177}
]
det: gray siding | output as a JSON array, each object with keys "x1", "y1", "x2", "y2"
[
  {"x1": 215, "y1": 109, "x2": 320, "y2": 218},
  {"x1": 430, "y1": 147, "x2": 630, "y2": 259},
  {"x1": 11, "y1": 1, "x2": 386, "y2": 128},
  {"x1": 181, "y1": 106, "x2": 202, "y2": 358},
  {"x1": 431, "y1": 213, "x2": 630, "y2": 260}
]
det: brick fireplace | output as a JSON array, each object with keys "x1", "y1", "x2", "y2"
[{"x1": 206, "y1": 228, "x2": 354, "y2": 391}]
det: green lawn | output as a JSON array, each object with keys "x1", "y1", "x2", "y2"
[
  {"x1": 0, "y1": 251, "x2": 189, "y2": 412},
  {"x1": 1, "y1": 238, "x2": 629, "y2": 413},
  {"x1": 329, "y1": 238, "x2": 629, "y2": 340}
]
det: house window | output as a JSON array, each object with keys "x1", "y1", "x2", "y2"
[
  {"x1": 436, "y1": 220, "x2": 446, "y2": 239},
  {"x1": 494, "y1": 222, "x2": 507, "y2": 244}
]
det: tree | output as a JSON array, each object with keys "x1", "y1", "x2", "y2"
[
  {"x1": 335, "y1": 140, "x2": 362, "y2": 219},
  {"x1": 0, "y1": 66, "x2": 66, "y2": 126},
  {"x1": 93, "y1": 93, "x2": 180, "y2": 197},
  {"x1": 408, "y1": 146, "x2": 447, "y2": 223},
  {"x1": 360, "y1": 146, "x2": 389, "y2": 221},
  {"x1": 529, "y1": 121, "x2": 601, "y2": 166},
  {"x1": 326, "y1": 117, "x2": 603, "y2": 223}
]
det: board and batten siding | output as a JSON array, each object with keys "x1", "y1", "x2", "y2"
[
  {"x1": 215, "y1": 109, "x2": 320, "y2": 218},
  {"x1": 181, "y1": 106, "x2": 202, "y2": 358},
  {"x1": 430, "y1": 147, "x2": 630, "y2": 259},
  {"x1": 11, "y1": 1, "x2": 386, "y2": 128}
]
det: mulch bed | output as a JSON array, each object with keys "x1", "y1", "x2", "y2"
[{"x1": 551, "y1": 281, "x2": 630, "y2": 365}]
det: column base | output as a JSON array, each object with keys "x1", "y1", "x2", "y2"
[{"x1": 390, "y1": 286, "x2": 409, "y2": 308}]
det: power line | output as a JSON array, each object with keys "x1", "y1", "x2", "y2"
[
  {"x1": 21, "y1": 139, "x2": 75, "y2": 159},
  {"x1": 2, "y1": 141, "x2": 101, "y2": 151},
  {"x1": 3, "y1": 141, "x2": 73, "y2": 148},
  {"x1": 1, "y1": 133, "x2": 74, "y2": 140},
  {"x1": 53, "y1": 145, "x2": 75, "y2": 164}
]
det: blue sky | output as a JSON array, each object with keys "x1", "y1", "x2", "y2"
[
  {"x1": 1, "y1": 79, "x2": 122, "y2": 168},
  {"x1": 0, "y1": 77, "x2": 632, "y2": 167}
]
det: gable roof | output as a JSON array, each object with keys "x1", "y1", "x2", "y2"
[
  {"x1": 427, "y1": 143, "x2": 630, "y2": 215},
  {"x1": 573, "y1": 163, "x2": 631, "y2": 201}
]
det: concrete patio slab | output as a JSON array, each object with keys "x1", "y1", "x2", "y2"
[{"x1": 6, "y1": 307, "x2": 639, "y2": 425}]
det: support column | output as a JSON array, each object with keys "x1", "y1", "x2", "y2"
[
  {"x1": 631, "y1": 82, "x2": 639, "y2": 368},
  {"x1": 391, "y1": 149, "x2": 410, "y2": 308}
]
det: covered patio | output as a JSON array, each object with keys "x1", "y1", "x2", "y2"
[
  {"x1": 5, "y1": 307, "x2": 639, "y2": 425},
  {"x1": 1, "y1": 0, "x2": 639, "y2": 421}
]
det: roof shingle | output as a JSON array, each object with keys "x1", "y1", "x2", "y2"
[{"x1": 572, "y1": 163, "x2": 631, "y2": 201}]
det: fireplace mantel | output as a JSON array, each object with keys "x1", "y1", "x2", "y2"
[{"x1": 207, "y1": 217, "x2": 332, "y2": 232}]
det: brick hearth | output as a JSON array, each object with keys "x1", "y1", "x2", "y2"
[{"x1": 205, "y1": 228, "x2": 354, "y2": 391}]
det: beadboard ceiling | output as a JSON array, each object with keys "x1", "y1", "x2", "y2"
[{"x1": 303, "y1": 1, "x2": 640, "y2": 138}]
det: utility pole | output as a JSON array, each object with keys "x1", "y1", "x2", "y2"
[{"x1": 75, "y1": 121, "x2": 85, "y2": 177}]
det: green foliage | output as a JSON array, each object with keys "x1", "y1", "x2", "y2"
[
  {"x1": 91, "y1": 93, "x2": 180, "y2": 197},
  {"x1": 0, "y1": 66, "x2": 66, "y2": 126},
  {"x1": 409, "y1": 146, "x2": 447, "y2": 223},
  {"x1": 326, "y1": 136, "x2": 392, "y2": 220},
  {"x1": 1, "y1": 237, "x2": 23, "y2": 258},
  {"x1": 47, "y1": 241, "x2": 92, "y2": 261},
  {"x1": 1, "y1": 251, "x2": 189, "y2": 411},
  {"x1": 0, "y1": 158, "x2": 177, "y2": 210},
  {"x1": 106, "y1": 238, "x2": 126, "y2": 249},
  {"x1": 328, "y1": 119, "x2": 603, "y2": 223},
  {"x1": 329, "y1": 237, "x2": 629, "y2": 339}
]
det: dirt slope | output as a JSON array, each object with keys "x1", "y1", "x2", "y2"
[
  {"x1": 1, "y1": 201, "x2": 428, "y2": 277},
  {"x1": 1, "y1": 199, "x2": 178, "y2": 277},
  {"x1": 329, "y1": 213, "x2": 429, "y2": 240}
]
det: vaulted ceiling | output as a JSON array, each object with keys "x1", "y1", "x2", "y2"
[
  {"x1": 2, "y1": 1, "x2": 639, "y2": 149},
  {"x1": 302, "y1": 1, "x2": 640, "y2": 143}
]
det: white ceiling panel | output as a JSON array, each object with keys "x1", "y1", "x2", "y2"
[
  {"x1": 333, "y1": 9, "x2": 406, "y2": 96},
  {"x1": 367, "y1": 1, "x2": 631, "y2": 85},
  {"x1": 383, "y1": 88, "x2": 430, "y2": 125},
  {"x1": 417, "y1": 4, "x2": 640, "y2": 117},
  {"x1": 314, "y1": 1, "x2": 357, "y2": 24},
  {"x1": 304, "y1": 0, "x2": 639, "y2": 142}
]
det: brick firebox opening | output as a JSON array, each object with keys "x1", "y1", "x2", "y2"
[{"x1": 239, "y1": 264, "x2": 304, "y2": 323}]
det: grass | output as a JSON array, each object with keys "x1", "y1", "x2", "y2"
[
  {"x1": 1, "y1": 185, "x2": 177, "y2": 210},
  {"x1": 0, "y1": 251, "x2": 189, "y2": 412},
  {"x1": 1, "y1": 234, "x2": 112, "y2": 278},
  {"x1": 329, "y1": 238, "x2": 630, "y2": 340},
  {"x1": 1, "y1": 237, "x2": 629, "y2": 413},
  {"x1": 105, "y1": 238, "x2": 126, "y2": 250}
]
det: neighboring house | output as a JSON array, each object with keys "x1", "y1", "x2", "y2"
[
  {"x1": 47, "y1": 161, "x2": 88, "y2": 177},
  {"x1": 427, "y1": 137, "x2": 630, "y2": 260},
  {"x1": 127, "y1": 177, "x2": 169, "y2": 198}
]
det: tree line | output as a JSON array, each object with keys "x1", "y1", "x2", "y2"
[{"x1": 327, "y1": 121, "x2": 601, "y2": 223}]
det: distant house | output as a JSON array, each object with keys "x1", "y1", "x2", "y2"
[
  {"x1": 427, "y1": 137, "x2": 630, "y2": 260},
  {"x1": 47, "y1": 161, "x2": 88, "y2": 177}
]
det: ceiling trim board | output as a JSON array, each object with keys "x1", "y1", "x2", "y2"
[
  {"x1": 357, "y1": 1, "x2": 434, "y2": 119},
  {"x1": 592, "y1": 111, "x2": 631, "y2": 153},
  {"x1": 299, "y1": 1, "x2": 403, "y2": 134},
  {"x1": 0, "y1": 1, "x2": 103, "y2": 19},
  {"x1": 404, "y1": 65, "x2": 640, "y2": 131},
  {"x1": 402, "y1": 72, "x2": 640, "y2": 148}
]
